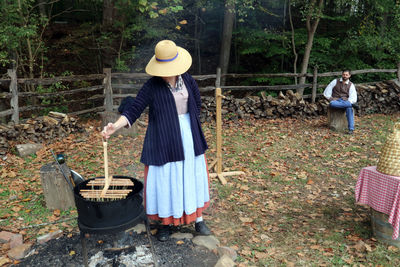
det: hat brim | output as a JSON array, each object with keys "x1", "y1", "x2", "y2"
[{"x1": 145, "y1": 46, "x2": 192, "y2": 77}]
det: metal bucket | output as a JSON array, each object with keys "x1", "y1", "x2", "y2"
[{"x1": 371, "y1": 208, "x2": 400, "y2": 248}]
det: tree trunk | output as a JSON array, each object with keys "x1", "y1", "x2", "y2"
[
  {"x1": 194, "y1": 9, "x2": 201, "y2": 74},
  {"x1": 297, "y1": 0, "x2": 324, "y2": 96},
  {"x1": 102, "y1": 0, "x2": 116, "y2": 68},
  {"x1": 102, "y1": 0, "x2": 115, "y2": 28},
  {"x1": 38, "y1": 0, "x2": 47, "y2": 18},
  {"x1": 288, "y1": 0, "x2": 298, "y2": 85},
  {"x1": 219, "y1": 0, "x2": 235, "y2": 86}
]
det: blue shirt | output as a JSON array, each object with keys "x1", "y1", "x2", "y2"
[{"x1": 121, "y1": 73, "x2": 208, "y2": 166}]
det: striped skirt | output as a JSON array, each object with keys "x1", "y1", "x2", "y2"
[{"x1": 144, "y1": 113, "x2": 210, "y2": 225}]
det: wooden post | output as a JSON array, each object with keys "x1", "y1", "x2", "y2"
[
  {"x1": 215, "y1": 68, "x2": 225, "y2": 184},
  {"x1": 397, "y1": 62, "x2": 400, "y2": 82},
  {"x1": 312, "y1": 66, "x2": 318, "y2": 103},
  {"x1": 209, "y1": 68, "x2": 244, "y2": 185},
  {"x1": 8, "y1": 68, "x2": 19, "y2": 124},
  {"x1": 103, "y1": 68, "x2": 113, "y2": 112}
]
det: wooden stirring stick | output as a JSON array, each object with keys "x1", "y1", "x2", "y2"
[{"x1": 100, "y1": 137, "x2": 112, "y2": 197}]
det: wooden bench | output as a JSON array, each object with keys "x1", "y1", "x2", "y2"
[{"x1": 327, "y1": 106, "x2": 354, "y2": 132}]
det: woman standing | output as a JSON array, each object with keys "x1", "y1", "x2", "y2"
[{"x1": 102, "y1": 40, "x2": 211, "y2": 241}]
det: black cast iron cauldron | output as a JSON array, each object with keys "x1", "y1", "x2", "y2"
[{"x1": 73, "y1": 176, "x2": 144, "y2": 234}]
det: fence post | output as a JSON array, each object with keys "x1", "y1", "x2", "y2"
[
  {"x1": 397, "y1": 62, "x2": 400, "y2": 82},
  {"x1": 8, "y1": 68, "x2": 19, "y2": 124},
  {"x1": 103, "y1": 68, "x2": 113, "y2": 112},
  {"x1": 312, "y1": 66, "x2": 318, "y2": 103}
]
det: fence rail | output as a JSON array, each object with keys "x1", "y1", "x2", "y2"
[{"x1": 1, "y1": 63, "x2": 399, "y2": 124}]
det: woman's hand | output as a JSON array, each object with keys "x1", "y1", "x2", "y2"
[{"x1": 102, "y1": 123, "x2": 116, "y2": 139}]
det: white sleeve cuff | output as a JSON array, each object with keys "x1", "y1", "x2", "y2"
[{"x1": 121, "y1": 115, "x2": 131, "y2": 128}]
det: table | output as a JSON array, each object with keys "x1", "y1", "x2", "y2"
[{"x1": 355, "y1": 166, "x2": 400, "y2": 239}]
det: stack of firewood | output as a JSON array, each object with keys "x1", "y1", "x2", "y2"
[
  {"x1": 200, "y1": 90, "x2": 326, "y2": 122},
  {"x1": 0, "y1": 112, "x2": 85, "y2": 153},
  {"x1": 356, "y1": 80, "x2": 400, "y2": 115},
  {"x1": 200, "y1": 80, "x2": 400, "y2": 122}
]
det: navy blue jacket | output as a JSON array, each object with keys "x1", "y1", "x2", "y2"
[{"x1": 121, "y1": 73, "x2": 208, "y2": 166}]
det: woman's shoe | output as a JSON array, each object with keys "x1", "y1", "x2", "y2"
[
  {"x1": 195, "y1": 221, "x2": 212, "y2": 235},
  {"x1": 156, "y1": 225, "x2": 170, "y2": 242}
]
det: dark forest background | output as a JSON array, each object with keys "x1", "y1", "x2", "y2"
[{"x1": 1, "y1": 0, "x2": 400, "y2": 89}]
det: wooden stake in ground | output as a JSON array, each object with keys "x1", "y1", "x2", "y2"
[{"x1": 210, "y1": 68, "x2": 244, "y2": 184}]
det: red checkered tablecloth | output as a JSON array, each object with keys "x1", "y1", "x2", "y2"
[{"x1": 355, "y1": 166, "x2": 400, "y2": 239}]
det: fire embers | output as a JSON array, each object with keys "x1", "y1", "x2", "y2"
[{"x1": 89, "y1": 245, "x2": 154, "y2": 266}]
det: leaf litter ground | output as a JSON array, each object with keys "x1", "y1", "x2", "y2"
[{"x1": 1, "y1": 112, "x2": 400, "y2": 266}]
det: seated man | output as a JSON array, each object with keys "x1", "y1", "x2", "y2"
[{"x1": 323, "y1": 70, "x2": 358, "y2": 134}]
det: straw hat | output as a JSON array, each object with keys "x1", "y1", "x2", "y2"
[
  {"x1": 377, "y1": 122, "x2": 400, "y2": 176},
  {"x1": 145, "y1": 40, "x2": 192, "y2": 77}
]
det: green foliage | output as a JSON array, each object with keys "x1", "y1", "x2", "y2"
[
  {"x1": 0, "y1": 0, "x2": 49, "y2": 72},
  {"x1": 1, "y1": 0, "x2": 400, "y2": 93},
  {"x1": 34, "y1": 71, "x2": 75, "y2": 115}
]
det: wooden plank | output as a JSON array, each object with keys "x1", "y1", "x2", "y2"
[
  {"x1": 111, "y1": 73, "x2": 150, "y2": 79},
  {"x1": 87, "y1": 178, "x2": 134, "y2": 186},
  {"x1": 68, "y1": 106, "x2": 104, "y2": 116},
  {"x1": 18, "y1": 85, "x2": 103, "y2": 97},
  {"x1": 87, "y1": 95, "x2": 105, "y2": 100},
  {"x1": 111, "y1": 84, "x2": 142, "y2": 90},
  {"x1": 101, "y1": 140, "x2": 110, "y2": 197},
  {"x1": 192, "y1": 74, "x2": 217, "y2": 80},
  {"x1": 209, "y1": 171, "x2": 245, "y2": 178},
  {"x1": 397, "y1": 62, "x2": 400, "y2": 82},
  {"x1": 199, "y1": 86, "x2": 216, "y2": 92},
  {"x1": 217, "y1": 173, "x2": 226, "y2": 185},
  {"x1": 216, "y1": 68, "x2": 223, "y2": 175},
  {"x1": 18, "y1": 74, "x2": 106, "y2": 85},
  {"x1": 113, "y1": 94, "x2": 137, "y2": 98},
  {"x1": 0, "y1": 78, "x2": 10, "y2": 85},
  {"x1": 18, "y1": 97, "x2": 103, "y2": 111},
  {"x1": 111, "y1": 72, "x2": 216, "y2": 81},
  {"x1": 80, "y1": 193, "x2": 129, "y2": 199},
  {"x1": 0, "y1": 92, "x2": 12, "y2": 98},
  {"x1": 0, "y1": 109, "x2": 14, "y2": 117},
  {"x1": 8, "y1": 69, "x2": 18, "y2": 124},
  {"x1": 208, "y1": 158, "x2": 218, "y2": 171},
  {"x1": 80, "y1": 189, "x2": 132, "y2": 193},
  {"x1": 317, "y1": 69, "x2": 397, "y2": 77},
  {"x1": 222, "y1": 73, "x2": 308, "y2": 78},
  {"x1": 220, "y1": 84, "x2": 311, "y2": 91},
  {"x1": 312, "y1": 67, "x2": 318, "y2": 103},
  {"x1": 34, "y1": 94, "x2": 103, "y2": 102}
]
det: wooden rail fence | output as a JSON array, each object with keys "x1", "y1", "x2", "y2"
[{"x1": 0, "y1": 63, "x2": 399, "y2": 124}]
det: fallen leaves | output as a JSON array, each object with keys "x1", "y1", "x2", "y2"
[
  {"x1": 0, "y1": 113, "x2": 398, "y2": 265},
  {"x1": 239, "y1": 217, "x2": 253, "y2": 223}
]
